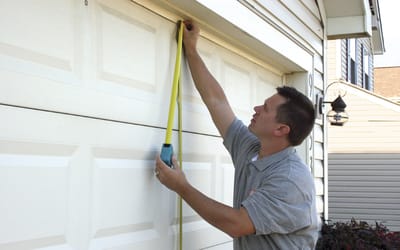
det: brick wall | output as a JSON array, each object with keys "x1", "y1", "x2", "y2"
[{"x1": 374, "y1": 66, "x2": 400, "y2": 98}]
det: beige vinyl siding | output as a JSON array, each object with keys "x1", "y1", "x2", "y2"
[
  {"x1": 328, "y1": 153, "x2": 400, "y2": 232},
  {"x1": 327, "y1": 40, "x2": 341, "y2": 81},
  {"x1": 328, "y1": 83, "x2": 400, "y2": 153}
]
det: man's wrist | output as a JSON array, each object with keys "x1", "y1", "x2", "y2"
[
  {"x1": 176, "y1": 180, "x2": 191, "y2": 198},
  {"x1": 184, "y1": 47, "x2": 198, "y2": 57}
]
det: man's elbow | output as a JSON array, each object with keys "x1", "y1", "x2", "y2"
[
  {"x1": 226, "y1": 223, "x2": 255, "y2": 238},
  {"x1": 219, "y1": 207, "x2": 255, "y2": 238}
]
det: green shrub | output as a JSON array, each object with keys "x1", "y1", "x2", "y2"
[{"x1": 316, "y1": 218, "x2": 400, "y2": 249}]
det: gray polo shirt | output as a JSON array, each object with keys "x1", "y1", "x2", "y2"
[{"x1": 223, "y1": 118, "x2": 319, "y2": 250}]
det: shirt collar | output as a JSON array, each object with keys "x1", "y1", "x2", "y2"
[{"x1": 250, "y1": 146, "x2": 295, "y2": 171}]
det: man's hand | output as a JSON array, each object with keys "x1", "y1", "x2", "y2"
[
  {"x1": 182, "y1": 20, "x2": 199, "y2": 56},
  {"x1": 154, "y1": 155, "x2": 256, "y2": 238},
  {"x1": 155, "y1": 155, "x2": 188, "y2": 194}
]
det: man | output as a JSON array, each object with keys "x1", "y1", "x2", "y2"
[{"x1": 155, "y1": 20, "x2": 319, "y2": 249}]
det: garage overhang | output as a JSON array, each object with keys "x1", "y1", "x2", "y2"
[
  {"x1": 132, "y1": 0, "x2": 313, "y2": 73},
  {"x1": 324, "y1": 0, "x2": 372, "y2": 39},
  {"x1": 324, "y1": 0, "x2": 385, "y2": 54}
]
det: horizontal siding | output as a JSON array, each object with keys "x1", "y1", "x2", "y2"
[
  {"x1": 314, "y1": 69, "x2": 323, "y2": 90},
  {"x1": 242, "y1": 0, "x2": 323, "y2": 55},
  {"x1": 314, "y1": 55, "x2": 324, "y2": 76},
  {"x1": 314, "y1": 124, "x2": 323, "y2": 143},
  {"x1": 279, "y1": 0, "x2": 322, "y2": 38},
  {"x1": 327, "y1": 40, "x2": 340, "y2": 81},
  {"x1": 314, "y1": 160, "x2": 324, "y2": 178},
  {"x1": 328, "y1": 153, "x2": 400, "y2": 232},
  {"x1": 327, "y1": 83, "x2": 400, "y2": 153},
  {"x1": 299, "y1": 0, "x2": 320, "y2": 19},
  {"x1": 329, "y1": 152, "x2": 400, "y2": 160}
]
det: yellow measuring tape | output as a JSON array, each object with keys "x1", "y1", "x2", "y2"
[{"x1": 160, "y1": 20, "x2": 184, "y2": 250}]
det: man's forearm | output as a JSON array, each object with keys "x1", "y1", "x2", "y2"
[
  {"x1": 185, "y1": 49, "x2": 235, "y2": 137},
  {"x1": 185, "y1": 49, "x2": 227, "y2": 107},
  {"x1": 177, "y1": 181, "x2": 255, "y2": 238}
]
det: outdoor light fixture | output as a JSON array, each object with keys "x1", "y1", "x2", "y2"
[
  {"x1": 316, "y1": 81, "x2": 349, "y2": 126},
  {"x1": 325, "y1": 95, "x2": 349, "y2": 126}
]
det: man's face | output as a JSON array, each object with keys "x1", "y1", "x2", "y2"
[{"x1": 248, "y1": 94, "x2": 287, "y2": 138}]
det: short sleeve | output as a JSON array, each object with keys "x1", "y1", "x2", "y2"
[
  {"x1": 223, "y1": 118, "x2": 258, "y2": 166},
  {"x1": 242, "y1": 178, "x2": 313, "y2": 235}
]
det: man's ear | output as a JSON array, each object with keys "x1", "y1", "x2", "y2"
[{"x1": 274, "y1": 124, "x2": 290, "y2": 137}]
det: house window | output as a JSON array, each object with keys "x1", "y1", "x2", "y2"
[
  {"x1": 347, "y1": 39, "x2": 357, "y2": 84},
  {"x1": 362, "y1": 45, "x2": 372, "y2": 91},
  {"x1": 341, "y1": 40, "x2": 348, "y2": 80}
]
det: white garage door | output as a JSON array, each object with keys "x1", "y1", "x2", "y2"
[{"x1": 0, "y1": 0, "x2": 282, "y2": 249}]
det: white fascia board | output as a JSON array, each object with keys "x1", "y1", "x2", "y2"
[
  {"x1": 362, "y1": 0, "x2": 372, "y2": 35},
  {"x1": 325, "y1": 0, "x2": 372, "y2": 39},
  {"x1": 327, "y1": 16, "x2": 371, "y2": 38},
  {"x1": 196, "y1": 0, "x2": 313, "y2": 72},
  {"x1": 372, "y1": 29, "x2": 385, "y2": 55}
]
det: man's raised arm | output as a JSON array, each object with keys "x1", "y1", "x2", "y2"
[{"x1": 182, "y1": 20, "x2": 235, "y2": 138}]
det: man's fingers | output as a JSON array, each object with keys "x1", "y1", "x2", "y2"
[
  {"x1": 183, "y1": 20, "x2": 193, "y2": 30},
  {"x1": 155, "y1": 155, "x2": 166, "y2": 178},
  {"x1": 171, "y1": 156, "x2": 179, "y2": 169}
]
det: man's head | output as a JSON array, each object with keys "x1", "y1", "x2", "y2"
[
  {"x1": 249, "y1": 86, "x2": 315, "y2": 146},
  {"x1": 275, "y1": 86, "x2": 316, "y2": 146}
]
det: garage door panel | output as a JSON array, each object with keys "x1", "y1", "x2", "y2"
[
  {"x1": 0, "y1": 105, "x2": 232, "y2": 249},
  {"x1": 182, "y1": 161, "x2": 213, "y2": 220},
  {"x1": 182, "y1": 46, "x2": 215, "y2": 104},
  {"x1": 182, "y1": 226, "x2": 231, "y2": 250},
  {"x1": 0, "y1": 0, "x2": 74, "y2": 67},
  {"x1": 0, "y1": 156, "x2": 69, "y2": 245},
  {"x1": 223, "y1": 61, "x2": 252, "y2": 112},
  {"x1": 0, "y1": 43, "x2": 76, "y2": 83},
  {"x1": 94, "y1": 0, "x2": 176, "y2": 133},
  {"x1": 204, "y1": 241, "x2": 233, "y2": 250},
  {"x1": 89, "y1": 231, "x2": 165, "y2": 250},
  {"x1": 96, "y1": 4, "x2": 163, "y2": 92},
  {"x1": 93, "y1": 158, "x2": 158, "y2": 234},
  {"x1": 180, "y1": 45, "x2": 221, "y2": 135},
  {"x1": 221, "y1": 163, "x2": 235, "y2": 206},
  {"x1": 0, "y1": 142, "x2": 75, "y2": 248}
]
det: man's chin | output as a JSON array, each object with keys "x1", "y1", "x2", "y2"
[{"x1": 248, "y1": 124, "x2": 255, "y2": 134}]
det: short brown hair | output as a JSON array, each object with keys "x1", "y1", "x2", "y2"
[{"x1": 275, "y1": 86, "x2": 316, "y2": 146}]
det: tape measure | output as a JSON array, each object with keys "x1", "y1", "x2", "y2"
[{"x1": 160, "y1": 20, "x2": 184, "y2": 250}]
